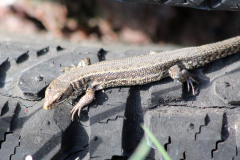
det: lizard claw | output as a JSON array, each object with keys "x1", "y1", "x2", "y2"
[
  {"x1": 70, "y1": 87, "x2": 95, "y2": 121},
  {"x1": 169, "y1": 64, "x2": 199, "y2": 95},
  {"x1": 61, "y1": 58, "x2": 91, "y2": 73},
  {"x1": 70, "y1": 104, "x2": 82, "y2": 120},
  {"x1": 181, "y1": 69, "x2": 199, "y2": 95},
  {"x1": 71, "y1": 105, "x2": 80, "y2": 120},
  {"x1": 186, "y1": 73, "x2": 199, "y2": 95},
  {"x1": 71, "y1": 105, "x2": 84, "y2": 120}
]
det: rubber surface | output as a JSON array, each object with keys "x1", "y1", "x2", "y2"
[
  {"x1": 119, "y1": 0, "x2": 240, "y2": 11},
  {"x1": 0, "y1": 41, "x2": 240, "y2": 160}
]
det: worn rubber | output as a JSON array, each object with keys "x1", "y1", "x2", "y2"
[
  {"x1": 119, "y1": 0, "x2": 240, "y2": 11},
  {"x1": 0, "y1": 41, "x2": 240, "y2": 160}
]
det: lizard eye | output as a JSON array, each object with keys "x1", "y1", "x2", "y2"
[
  {"x1": 57, "y1": 93, "x2": 69, "y2": 103},
  {"x1": 57, "y1": 95, "x2": 65, "y2": 102}
]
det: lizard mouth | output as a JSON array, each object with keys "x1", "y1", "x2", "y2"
[
  {"x1": 43, "y1": 101, "x2": 57, "y2": 110},
  {"x1": 43, "y1": 98, "x2": 68, "y2": 110},
  {"x1": 43, "y1": 104, "x2": 54, "y2": 110}
]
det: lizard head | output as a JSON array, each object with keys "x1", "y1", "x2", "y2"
[{"x1": 43, "y1": 79, "x2": 73, "y2": 110}]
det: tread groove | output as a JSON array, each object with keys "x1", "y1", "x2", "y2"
[
  {"x1": 97, "y1": 49, "x2": 107, "y2": 62},
  {"x1": 0, "y1": 59, "x2": 10, "y2": 88},
  {"x1": 164, "y1": 136, "x2": 171, "y2": 151},
  {"x1": 56, "y1": 46, "x2": 64, "y2": 51},
  {"x1": 194, "y1": 114, "x2": 210, "y2": 140},
  {"x1": 10, "y1": 103, "x2": 21, "y2": 132},
  {"x1": 37, "y1": 47, "x2": 49, "y2": 57},
  {"x1": 15, "y1": 51, "x2": 29, "y2": 64},
  {"x1": 211, "y1": 112, "x2": 229, "y2": 158},
  {"x1": 0, "y1": 101, "x2": 9, "y2": 116}
]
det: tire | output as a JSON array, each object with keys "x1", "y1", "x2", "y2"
[
  {"x1": 120, "y1": 0, "x2": 240, "y2": 11},
  {"x1": 0, "y1": 41, "x2": 240, "y2": 160}
]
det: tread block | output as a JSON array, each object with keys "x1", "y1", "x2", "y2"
[
  {"x1": 0, "y1": 42, "x2": 47, "y2": 63},
  {"x1": 140, "y1": 78, "x2": 182, "y2": 111},
  {"x1": 0, "y1": 100, "x2": 19, "y2": 142},
  {"x1": 214, "y1": 71, "x2": 240, "y2": 105},
  {"x1": 212, "y1": 113, "x2": 240, "y2": 160},
  {"x1": 144, "y1": 107, "x2": 240, "y2": 160},
  {"x1": 89, "y1": 87, "x2": 129, "y2": 159},
  {"x1": 0, "y1": 133, "x2": 20, "y2": 160},
  {"x1": 18, "y1": 48, "x2": 101, "y2": 100}
]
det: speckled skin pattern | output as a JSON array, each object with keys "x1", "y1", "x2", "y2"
[
  {"x1": 43, "y1": 36, "x2": 240, "y2": 116},
  {"x1": 61, "y1": 36, "x2": 240, "y2": 88}
]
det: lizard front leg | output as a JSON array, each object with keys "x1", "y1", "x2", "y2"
[
  {"x1": 168, "y1": 64, "x2": 199, "y2": 95},
  {"x1": 71, "y1": 87, "x2": 95, "y2": 120},
  {"x1": 61, "y1": 58, "x2": 91, "y2": 72}
]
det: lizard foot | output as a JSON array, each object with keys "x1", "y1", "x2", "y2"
[
  {"x1": 77, "y1": 57, "x2": 91, "y2": 67},
  {"x1": 70, "y1": 87, "x2": 95, "y2": 120},
  {"x1": 61, "y1": 64, "x2": 78, "y2": 72},
  {"x1": 185, "y1": 71, "x2": 199, "y2": 95},
  {"x1": 61, "y1": 58, "x2": 91, "y2": 72},
  {"x1": 168, "y1": 64, "x2": 199, "y2": 95}
]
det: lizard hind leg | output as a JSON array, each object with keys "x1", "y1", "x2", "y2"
[
  {"x1": 71, "y1": 87, "x2": 95, "y2": 120},
  {"x1": 168, "y1": 64, "x2": 199, "y2": 95}
]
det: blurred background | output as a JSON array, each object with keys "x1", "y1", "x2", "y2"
[{"x1": 0, "y1": 0, "x2": 240, "y2": 46}]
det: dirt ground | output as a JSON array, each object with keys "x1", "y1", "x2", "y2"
[{"x1": 0, "y1": 0, "x2": 240, "y2": 46}]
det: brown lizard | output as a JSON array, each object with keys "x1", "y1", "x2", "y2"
[{"x1": 43, "y1": 36, "x2": 240, "y2": 120}]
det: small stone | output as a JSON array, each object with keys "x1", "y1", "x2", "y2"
[
  {"x1": 35, "y1": 76, "x2": 43, "y2": 82},
  {"x1": 25, "y1": 155, "x2": 33, "y2": 160}
]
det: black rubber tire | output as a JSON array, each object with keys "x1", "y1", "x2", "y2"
[
  {"x1": 120, "y1": 0, "x2": 240, "y2": 11},
  {"x1": 1, "y1": 41, "x2": 240, "y2": 160}
]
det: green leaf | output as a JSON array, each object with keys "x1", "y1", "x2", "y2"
[
  {"x1": 128, "y1": 137, "x2": 151, "y2": 160},
  {"x1": 142, "y1": 125, "x2": 171, "y2": 160}
]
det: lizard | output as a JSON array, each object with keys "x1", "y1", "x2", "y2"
[{"x1": 43, "y1": 36, "x2": 240, "y2": 120}]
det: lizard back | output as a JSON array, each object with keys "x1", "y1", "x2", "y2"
[{"x1": 58, "y1": 36, "x2": 240, "y2": 89}]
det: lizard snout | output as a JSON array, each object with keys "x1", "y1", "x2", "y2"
[
  {"x1": 43, "y1": 101, "x2": 51, "y2": 110},
  {"x1": 43, "y1": 99, "x2": 55, "y2": 110}
]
